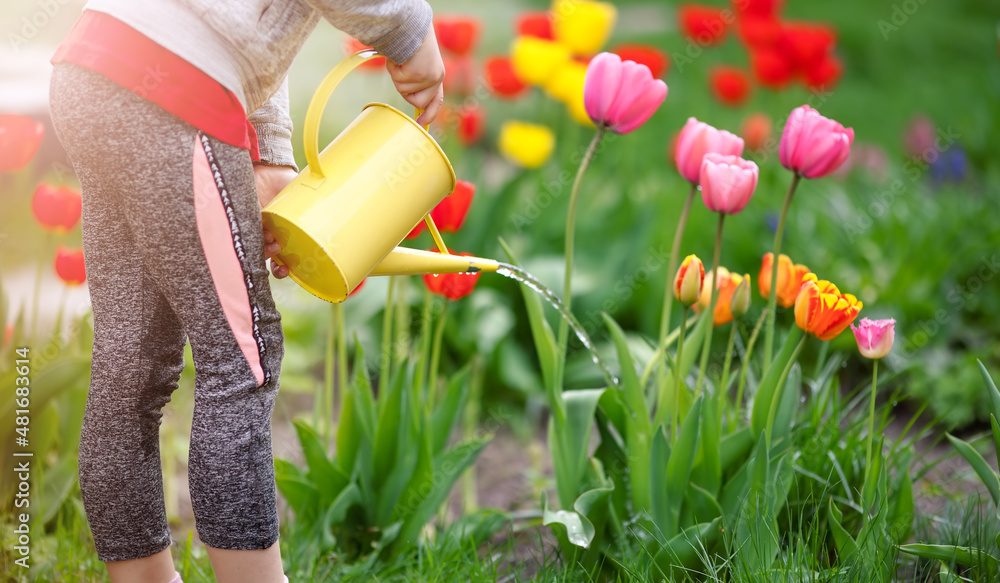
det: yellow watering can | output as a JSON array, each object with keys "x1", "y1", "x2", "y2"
[{"x1": 262, "y1": 49, "x2": 499, "y2": 303}]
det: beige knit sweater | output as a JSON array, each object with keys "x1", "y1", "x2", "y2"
[{"x1": 83, "y1": 0, "x2": 433, "y2": 169}]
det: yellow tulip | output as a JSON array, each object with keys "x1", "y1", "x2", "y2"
[
  {"x1": 566, "y1": 96, "x2": 596, "y2": 128},
  {"x1": 544, "y1": 61, "x2": 595, "y2": 128},
  {"x1": 498, "y1": 121, "x2": 555, "y2": 169},
  {"x1": 551, "y1": 0, "x2": 617, "y2": 56},
  {"x1": 544, "y1": 61, "x2": 586, "y2": 102},
  {"x1": 510, "y1": 36, "x2": 571, "y2": 86}
]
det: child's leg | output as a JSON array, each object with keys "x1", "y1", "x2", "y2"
[{"x1": 50, "y1": 64, "x2": 286, "y2": 582}]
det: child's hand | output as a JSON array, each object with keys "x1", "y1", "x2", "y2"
[
  {"x1": 385, "y1": 26, "x2": 445, "y2": 126},
  {"x1": 254, "y1": 164, "x2": 298, "y2": 279}
]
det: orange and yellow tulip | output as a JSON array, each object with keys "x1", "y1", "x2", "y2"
[
  {"x1": 794, "y1": 275, "x2": 862, "y2": 341},
  {"x1": 758, "y1": 252, "x2": 811, "y2": 308},
  {"x1": 694, "y1": 267, "x2": 748, "y2": 326},
  {"x1": 674, "y1": 254, "x2": 705, "y2": 307}
]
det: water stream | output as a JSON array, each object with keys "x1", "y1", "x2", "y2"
[{"x1": 495, "y1": 263, "x2": 619, "y2": 388}]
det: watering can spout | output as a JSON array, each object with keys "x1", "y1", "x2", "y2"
[{"x1": 370, "y1": 248, "x2": 499, "y2": 276}]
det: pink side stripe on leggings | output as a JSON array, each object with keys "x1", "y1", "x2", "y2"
[{"x1": 192, "y1": 135, "x2": 265, "y2": 386}]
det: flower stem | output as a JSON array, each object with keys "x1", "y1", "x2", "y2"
[
  {"x1": 428, "y1": 300, "x2": 449, "y2": 411},
  {"x1": 695, "y1": 213, "x2": 726, "y2": 396},
  {"x1": 672, "y1": 306, "x2": 689, "y2": 440},
  {"x1": 414, "y1": 288, "x2": 434, "y2": 398},
  {"x1": 321, "y1": 302, "x2": 335, "y2": 443},
  {"x1": 734, "y1": 307, "x2": 767, "y2": 432},
  {"x1": 720, "y1": 321, "x2": 738, "y2": 401},
  {"x1": 335, "y1": 302, "x2": 348, "y2": 420},
  {"x1": 31, "y1": 232, "x2": 52, "y2": 345},
  {"x1": 555, "y1": 127, "x2": 606, "y2": 392},
  {"x1": 380, "y1": 276, "x2": 396, "y2": 386},
  {"x1": 658, "y1": 184, "x2": 697, "y2": 358},
  {"x1": 763, "y1": 173, "x2": 801, "y2": 373},
  {"x1": 640, "y1": 314, "x2": 698, "y2": 389},
  {"x1": 865, "y1": 359, "x2": 879, "y2": 483}
]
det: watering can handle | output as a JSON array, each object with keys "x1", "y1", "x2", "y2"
[
  {"x1": 412, "y1": 105, "x2": 450, "y2": 256},
  {"x1": 302, "y1": 49, "x2": 381, "y2": 178},
  {"x1": 302, "y1": 49, "x2": 451, "y2": 256}
]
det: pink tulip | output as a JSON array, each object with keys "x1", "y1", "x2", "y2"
[
  {"x1": 674, "y1": 117, "x2": 744, "y2": 184},
  {"x1": 850, "y1": 317, "x2": 895, "y2": 360},
  {"x1": 583, "y1": 52, "x2": 668, "y2": 135},
  {"x1": 699, "y1": 153, "x2": 758, "y2": 214},
  {"x1": 779, "y1": 104, "x2": 854, "y2": 179}
]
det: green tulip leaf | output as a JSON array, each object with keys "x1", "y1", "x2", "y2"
[
  {"x1": 827, "y1": 497, "x2": 858, "y2": 559},
  {"x1": 898, "y1": 544, "x2": 999, "y2": 571},
  {"x1": 500, "y1": 238, "x2": 558, "y2": 405},
  {"x1": 664, "y1": 395, "x2": 702, "y2": 537},
  {"x1": 653, "y1": 517, "x2": 723, "y2": 578},
  {"x1": 542, "y1": 481, "x2": 615, "y2": 549},
  {"x1": 551, "y1": 388, "x2": 607, "y2": 509},
  {"x1": 978, "y1": 359, "x2": 1000, "y2": 425},
  {"x1": 431, "y1": 364, "x2": 471, "y2": 455},
  {"x1": 751, "y1": 327, "x2": 804, "y2": 439},
  {"x1": 946, "y1": 433, "x2": 1000, "y2": 507}
]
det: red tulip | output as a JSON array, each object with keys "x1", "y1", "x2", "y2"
[
  {"x1": 406, "y1": 180, "x2": 476, "y2": 238},
  {"x1": 434, "y1": 16, "x2": 481, "y2": 56},
  {"x1": 484, "y1": 56, "x2": 529, "y2": 98},
  {"x1": 344, "y1": 37, "x2": 385, "y2": 70},
  {"x1": 422, "y1": 251, "x2": 481, "y2": 300},
  {"x1": 709, "y1": 66, "x2": 751, "y2": 106},
  {"x1": 431, "y1": 180, "x2": 476, "y2": 232},
  {"x1": 612, "y1": 44, "x2": 669, "y2": 78},
  {"x1": 442, "y1": 54, "x2": 477, "y2": 97},
  {"x1": 778, "y1": 22, "x2": 836, "y2": 70},
  {"x1": 517, "y1": 11, "x2": 554, "y2": 40},
  {"x1": 54, "y1": 245, "x2": 86, "y2": 285},
  {"x1": 405, "y1": 222, "x2": 425, "y2": 239},
  {"x1": 737, "y1": 16, "x2": 783, "y2": 49},
  {"x1": 733, "y1": 0, "x2": 784, "y2": 19},
  {"x1": 348, "y1": 278, "x2": 366, "y2": 298},
  {"x1": 0, "y1": 115, "x2": 45, "y2": 173},
  {"x1": 678, "y1": 4, "x2": 729, "y2": 46},
  {"x1": 749, "y1": 47, "x2": 794, "y2": 89},
  {"x1": 803, "y1": 54, "x2": 843, "y2": 90},
  {"x1": 456, "y1": 105, "x2": 485, "y2": 146},
  {"x1": 32, "y1": 183, "x2": 82, "y2": 234}
]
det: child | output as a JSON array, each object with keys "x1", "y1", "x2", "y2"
[{"x1": 47, "y1": 1, "x2": 444, "y2": 582}]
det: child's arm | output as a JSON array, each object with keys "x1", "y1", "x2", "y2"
[
  {"x1": 248, "y1": 77, "x2": 298, "y2": 172},
  {"x1": 305, "y1": 0, "x2": 444, "y2": 125}
]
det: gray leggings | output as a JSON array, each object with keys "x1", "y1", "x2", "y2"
[{"x1": 49, "y1": 63, "x2": 285, "y2": 562}]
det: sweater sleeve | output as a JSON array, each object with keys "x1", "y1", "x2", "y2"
[
  {"x1": 247, "y1": 77, "x2": 298, "y2": 170},
  {"x1": 303, "y1": 0, "x2": 433, "y2": 65}
]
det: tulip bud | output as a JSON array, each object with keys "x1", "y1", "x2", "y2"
[
  {"x1": 850, "y1": 318, "x2": 895, "y2": 360},
  {"x1": 731, "y1": 274, "x2": 752, "y2": 320},
  {"x1": 674, "y1": 254, "x2": 704, "y2": 307}
]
